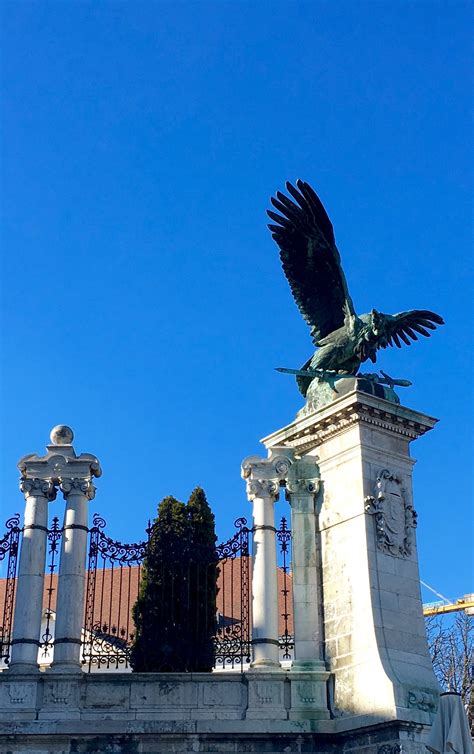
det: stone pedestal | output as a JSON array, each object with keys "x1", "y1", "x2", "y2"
[
  {"x1": 262, "y1": 390, "x2": 440, "y2": 726},
  {"x1": 0, "y1": 670, "x2": 436, "y2": 752},
  {"x1": 245, "y1": 671, "x2": 288, "y2": 720}
]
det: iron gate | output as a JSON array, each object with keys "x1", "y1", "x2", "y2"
[
  {"x1": 81, "y1": 515, "x2": 292, "y2": 671},
  {"x1": 0, "y1": 513, "x2": 21, "y2": 665}
]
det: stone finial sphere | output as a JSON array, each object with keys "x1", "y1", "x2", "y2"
[{"x1": 50, "y1": 425, "x2": 74, "y2": 445}]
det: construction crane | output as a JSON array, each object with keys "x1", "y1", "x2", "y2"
[{"x1": 421, "y1": 581, "x2": 474, "y2": 617}]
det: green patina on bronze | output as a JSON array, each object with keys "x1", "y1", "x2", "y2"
[{"x1": 267, "y1": 180, "x2": 444, "y2": 410}]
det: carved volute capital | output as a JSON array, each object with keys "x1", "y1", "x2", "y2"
[
  {"x1": 245, "y1": 478, "x2": 280, "y2": 502},
  {"x1": 241, "y1": 447, "x2": 295, "y2": 502},
  {"x1": 60, "y1": 477, "x2": 96, "y2": 501},
  {"x1": 285, "y1": 477, "x2": 320, "y2": 497},
  {"x1": 19, "y1": 477, "x2": 57, "y2": 502},
  {"x1": 285, "y1": 457, "x2": 321, "y2": 503}
]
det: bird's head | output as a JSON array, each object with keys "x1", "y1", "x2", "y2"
[{"x1": 370, "y1": 309, "x2": 384, "y2": 337}]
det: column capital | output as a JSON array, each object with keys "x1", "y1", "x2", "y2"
[
  {"x1": 286, "y1": 458, "x2": 321, "y2": 497},
  {"x1": 285, "y1": 458, "x2": 320, "y2": 505},
  {"x1": 19, "y1": 477, "x2": 57, "y2": 501},
  {"x1": 245, "y1": 478, "x2": 279, "y2": 502},
  {"x1": 285, "y1": 478, "x2": 320, "y2": 497},
  {"x1": 60, "y1": 477, "x2": 96, "y2": 500},
  {"x1": 241, "y1": 446, "x2": 295, "y2": 501}
]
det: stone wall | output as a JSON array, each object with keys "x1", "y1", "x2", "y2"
[{"x1": 0, "y1": 672, "x2": 434, "y2": 753}]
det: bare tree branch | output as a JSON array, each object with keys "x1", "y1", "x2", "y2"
[{"x1": 425, "y1": 612, "x2": 473, "y2": 731}]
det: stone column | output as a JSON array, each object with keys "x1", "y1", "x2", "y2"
[
  {"x1": 248, "y1": 478, "x2": 280, "y2": 668},
  {"x1": 241, "y1": 449, "x2": 293, "y2": 670},
  {"x1": 284, "y1": 459, "x2": 330, "y2": 720},
  {"x1": 9, "y1": 479, "x2": 57, "y2": 673},
  {"x1": 50, "y1": 430, "x2": 101, "y2": 673},
  {"x1": 262, "y1": 390, "x2": 440, "y2": 726},
  {"x1": 285, "y1": 458, "x2": 325, "y2": 671},
  {"x1": 51, "y1": 477, "x2": 97, "y2": 672}
]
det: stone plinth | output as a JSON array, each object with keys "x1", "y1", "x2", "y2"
[
  {"x1": 0, "y1": 671, "x2": 435, "y2": 753},
  {"x1": 262, "y1": 390, "x2": 440, "y2": 726}
]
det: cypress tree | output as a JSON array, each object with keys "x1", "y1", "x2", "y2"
[
  {"x1": 130, "y1": 488, "x2": 218, "y2": 672},
  {"x1": 130, "y1": 496, "x2": 191, "y2": 672},
  {"x1": 187, "y1": 487, "x2": 218, "y2": 672}
]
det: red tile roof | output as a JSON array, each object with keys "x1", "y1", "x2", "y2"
[{"x1": 0, "y1": 559, "x2": 293, "y2": 640}]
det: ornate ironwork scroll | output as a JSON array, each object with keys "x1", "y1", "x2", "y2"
[
  {"x1": 82, "y1": 514, "x2": 147, "y2": 671},
  {"x1": 81, "y1": 512, "x2": 294, "y2": 672},
  {"x1": 82, "y1": 514, "x2": 253, "y2": 671},
  {"x1": 214, "y1": 517, "x2": 251, "y2": 669},
  {"x1": 40, "y1": 517, "x2": 62, "y2": 658},
  {"x1": 277, "y1": 516, "x2": 294, "y2": 661},
  {"x1": 0, "y1": 513, "x2": 21, "y2": 665}
]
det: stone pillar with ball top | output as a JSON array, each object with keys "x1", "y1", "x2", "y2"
[
  {"x1": 10, "y1": 425, "x2": 101, "y2": 675},
  {"x1": 49, "y1": 426, "x2": 102, "y2": 673}
]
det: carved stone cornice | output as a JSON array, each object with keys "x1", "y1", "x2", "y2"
[
  {"x1": 261, "y1": 392, "x2": 437, "y2": 455},
  {"x1": 17, "y1": 426, "x2": 101, "y2": 504},
  {"x1": 18, "y1": 427, "x2": 102, "y2": 485},
  {"x1": 19, "y1": 478, "x2": 57, "y2": 502},
  {"x1": 241, "y1": 450, "x2": 294, "y2": 481},
  {"x1": 60, "y1": 478, "x2": 96, "y2": 501}
]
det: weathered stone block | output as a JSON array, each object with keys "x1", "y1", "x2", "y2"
[
  {"x1": 83, "y1": 680, "x2": 130, "y2": 710},
  {"x1": 39, "y1": 678, "x2": 81, "y2": 719},
  {"x1": 246, "y1": 673, "x2": 288, "y2": 720},
  {"x1": 201, "y1": 681, "x2": 244, "y2": 708},
  {"x1": 130, "y1": 679, "x2": 198, "y2": 708}
]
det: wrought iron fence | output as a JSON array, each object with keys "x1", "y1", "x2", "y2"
[
  {"x1": 82, "y1": 514, "x2": 146, "y2": 671},
  {"x1": 0, "y1": 509, "x2": 292, "y2": 671},
  {"x1": 0, "y1": 513, "x2": 21, "y2": 665},
  {"x1": 81, "y1": 515, "x2": 254, "y2": 671},
  {"x1": 277, "y1": 516, "x2": 293, "y2": 660},
  {"x1": 40, "y1": 517, "x2": 62, "y2": 659},
  {"x1": 214, "y1": 517, "x2": 251, "y2": 668},
  {"x1": 81, "y1": 514, "x2": 292, "y2": 671},
  {"x1": 0, "y1": 515, "x2": 62, "y2": 666}
]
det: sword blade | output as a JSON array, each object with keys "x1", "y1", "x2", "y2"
[{"x1": 276, "y1": 367, "x2": 412, "y2": 387}]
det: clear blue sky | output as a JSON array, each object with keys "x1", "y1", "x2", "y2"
[{"x1": 1, "y1": 2, "x2": 472, "y2": 602}]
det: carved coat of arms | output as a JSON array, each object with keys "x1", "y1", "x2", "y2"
[{"x1": 365, "y1": 469, "x2": 417, "y2": 558}]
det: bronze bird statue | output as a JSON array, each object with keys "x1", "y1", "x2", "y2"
[{"x1": 267, "y1": 180, "x2": 444, "y2": 398}]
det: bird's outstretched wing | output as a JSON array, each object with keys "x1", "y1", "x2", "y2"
[
  {"x1": 267, "y1": 180, "x2": 355, "y2": 343},
  {"x1": 383, "y1": 310, "x2": 445, "y2": 348}
]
